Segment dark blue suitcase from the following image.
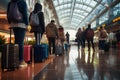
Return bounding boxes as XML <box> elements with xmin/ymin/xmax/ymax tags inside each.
<box><xmin>34</xmin><ymin>44</ymin><xmax>48</xmax><ymax>62</ymax></box>
<box><xmin>41</xmin><ymin>44</ymin><xmax>48</xmax><ymax>59</ymax></box>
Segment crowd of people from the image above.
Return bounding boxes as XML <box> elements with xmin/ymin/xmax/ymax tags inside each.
<box><xmin>75</xmin><ymin>24</ymin><xmax>120</xmax><ymax>53</ymax></box>
<box><xmin>7</xmin><ymin>0</ymin><xmax>120</xmax><ymax>69</ymax></box>
<box><xmin>7</xmin><ymin>1</ymin><xmax>71</xmax><ymax>68</ymax></box>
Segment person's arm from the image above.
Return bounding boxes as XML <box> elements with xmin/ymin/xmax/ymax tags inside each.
<box><xmin>19</xmin><ymin>1</ymin><xmax>28</xmax><ymax>26</ymax></box>
<box><xmin>7</xmin><ymin>2</ymin><xmax>11</xmax><ymax>24</ymax></box>
<box><xmin>39</xmin><ymin>12</ymin><xmax>45</xmax><ymax>34</ymax></box>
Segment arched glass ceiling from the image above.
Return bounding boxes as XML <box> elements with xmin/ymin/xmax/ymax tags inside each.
<box><xmin>52</xmin><ymin>0</ymin><xmax>109</xmax><ymax>30</ymax></box>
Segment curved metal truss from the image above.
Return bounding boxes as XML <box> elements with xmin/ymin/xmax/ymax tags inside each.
<box><xmin>52</xmin><ymin>0</ymin><xmax>109</xmax><ymax>30</ymax></box>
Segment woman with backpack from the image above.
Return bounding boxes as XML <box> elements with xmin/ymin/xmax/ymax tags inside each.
<box><xmin>29</xmin><ymin>3</ymin><xmax>45</xmax><ymax>45</ymax></box>
<box><xmin>7</xmin><ymin>0</ymin><xmax>28</xmax><ymax>68</ymax></box>
<box><xmin>98</xmin><ymin>26</ymin><xmax>108</xmax><ymax>53</ymax></box>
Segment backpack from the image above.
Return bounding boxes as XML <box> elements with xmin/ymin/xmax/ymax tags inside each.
<box><xmin>7</xmin><ymin>1</ymin><xmax>23</xmax><ymax>23</ymax></box>
<box><xmin>30</xmin><ymin>12</ymin><xmax>40</xmax><ymax>26</ymax></box>
<box><xmin>86</xmin><ymin>29</ymin><xmax>94</xmax><ymax>39</ymax></box>
<box><xmin>100</xmin><ymin>30</ymin><xmax>107</xmax><ymax>38</ymax></box>
<box><xmin>76</xmin><ymin>32</ymin><xmax>82</xmax><ymax>40</ymax></box>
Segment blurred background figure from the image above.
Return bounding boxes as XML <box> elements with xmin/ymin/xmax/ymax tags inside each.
<box><xmin>46</xmin><ymin>20</ymin><xmax>58</xmax><ymax>55</ymax></box>
<box><xmin>65</xmin><ymin>32</ymin><xmax>70</xmax><ymax>44</ymax></box>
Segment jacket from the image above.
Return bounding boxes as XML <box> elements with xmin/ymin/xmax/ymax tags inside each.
<box><xmin>46</xmin><ymin>22</ymin><xmax>58</xmax><ymax>38</ymax></box>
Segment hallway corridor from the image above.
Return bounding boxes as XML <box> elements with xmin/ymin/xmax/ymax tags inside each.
<box><xmin>34</xmin><ymin>44</ymin><xmax>120</xmax><ymax>80</ymax></box>
<box><xmin>1</xmin><ymin>44</ymin><xmax>120</xmax><ymax>80</ymax></box>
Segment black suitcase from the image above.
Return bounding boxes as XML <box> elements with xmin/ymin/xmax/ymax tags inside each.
<box><xmin>1</xmin><ymin>29</ymin><xmax>19</xmax><ymax>71</ymax></box>
<box><xmin>1</xmin><ymin>44</ymin><xmax>19</xmax><ymax>71</ymax></box>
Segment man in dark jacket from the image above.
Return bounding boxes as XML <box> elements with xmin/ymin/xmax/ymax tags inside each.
<box><xmin>7</xmin><ymin>0</ymin><xmax>28</xmax><ymax>67</ymax></box>
<box><xmin>85</xmin><ymin>24</ymin><xmax>95</xmax><ymax>51</ymax></box>
<box><xmin>29</xmin><ymin>3</ymin><xmax>45</xmax><ymax>45</ymax></box>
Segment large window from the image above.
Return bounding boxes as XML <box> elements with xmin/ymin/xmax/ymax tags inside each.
<box><xmin>113</xmin><ymin>2</ymin><xmax>120</xmax><ymax>16</ymax></box>
<box><xmin>99</xmin><ymin>12</ymin><xmax>108</xmax><ymax>24</ymax></box>
<box><xmin>91</xmin><ymin>20</ymin><xmax>96</xmax><ymax>28</ymax></box>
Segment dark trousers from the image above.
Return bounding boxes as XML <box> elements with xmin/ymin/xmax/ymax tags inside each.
<box><xmin>77</xmin><ymin>40</ymin><xmax>82</xmax><ymax>49</ymax></box>
<box><xmin>13</xmin><ymin>27</ymin><xmax>26</xmax><ymax>62</ymax></box>
<box><xmin>99</xmin><ymin>40</ymin><xmax>106</xmax><ymax>50</ymax></box>
<box><xmin>48</xmin><ymin>37</ymin><xmax>55</xmax><ymax>54</ymax></box>
<box><xmin>66</xmin><ymin>38</ymin><xmax>69</xmax><ymax>44</ymax></box>
<box><xmin>87</xmin><ymin>38</ymin><xmax>94</xmax><ymax>49</ymax></box>
<box><xmin>82</xmin><ymin>39</ymin><xmax>85</xmax><ymax>48</ymax></box>
<box><xmin>34</xmin><ymin>32</ymin><xmax>41</xmax><ymax>45</ymax></box>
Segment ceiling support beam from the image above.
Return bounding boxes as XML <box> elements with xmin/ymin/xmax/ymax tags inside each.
<box><xmin>70</xmin><ymin>0</ymin><xmax>76</xmax><ymax>27</ymax></box>
<box><xmin>90</xmin><ymin>0</ymin><xmax>120</xmax><ymax>25</ymax></box>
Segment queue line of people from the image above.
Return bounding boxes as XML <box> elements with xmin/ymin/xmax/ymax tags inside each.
<box><xmin>7</xmin><ymin>0</ymin><xmax>118</xmax><ymax>69</ymax></box>
<box><xmin>76</xmin><ymin>24</ymin><xmax>95</xmax><ymax>51</ymax></box>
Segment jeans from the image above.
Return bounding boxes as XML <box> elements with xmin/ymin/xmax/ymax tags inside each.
<box><xmin>34</xmin><ymin>32</ymin><xmax>41</xmax><ymax>45</ymax></box>
<box><xmin>13</xmin><ymin>27</ymin><xmax>26</xmax><ymax>62</ymax></box>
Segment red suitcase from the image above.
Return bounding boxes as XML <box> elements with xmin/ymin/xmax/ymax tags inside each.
<box><xmin>24</xmin><ymin>45</ymin><xmax>31</xmax><ymax>63</ymax></box>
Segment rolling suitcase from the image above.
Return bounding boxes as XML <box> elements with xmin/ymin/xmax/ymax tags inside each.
<box><xmin>55</xmin><ymin>45</ymin><xmax>63</xmax><ymax>56</ymax></box>
<box><xmin>24</xmin><ymin>45</ymin><xmax>31</xmax><ymax>63</ymax></box>
<box><xmin>1</xmin><ymin>29</ymin><xmax>19</xmax><ymax>71</ymax></box>
<box><xmin>55</xmin><ymin>39</ymin><xmax>63</xmax><ymax>56</ymax></box>
<box><xmin>34</xmin><ymin>44</ymin><xmax>47</xmax><ymax>63</ymax></box>
<box><xmin>41</xmin><ymin>44</ymin><xmax>49</xmax><ymax>59</ymax></box>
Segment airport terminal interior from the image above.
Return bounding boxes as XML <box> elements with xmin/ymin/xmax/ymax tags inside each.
<box><xmin>0</xmin><ymin>0</ymin><xmax>120</xmax><ymax>80</ymax></box>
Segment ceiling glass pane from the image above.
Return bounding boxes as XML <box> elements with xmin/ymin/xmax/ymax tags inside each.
<box><xmin>52</xmin><ymin>0</ymin><xmax>108</xmax><ymax>30</ymax></box>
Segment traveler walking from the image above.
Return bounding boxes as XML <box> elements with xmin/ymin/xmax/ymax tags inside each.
<box><xmin>85</xmin><ymin>24</ymin><xmax>95</xmax><ymax>51</ymax></box>
<box><xmin>98</xmin><ymin>26</ymin><xmax>108</xmax><ymax>53</ymax></box>
<box><xmin>29</xmin><ymin>3</ymin><xmax>45</xmax><ymax>45</ymax></box>
<box><xmin>65</xmin><ymin>32</ymin><xmax>70</xmax><ymax>44</ymax></box>
<box><xmin>7</xmin><ymin>0</ymin><xmax>28</xmax><ymax>67</ymax></box>
<box><xmin>81</xmin><ymin>27</ymin><xmax>86</xmax><ymax>51</ymax></box>
<box><xmin>58</xmin><ymin>25</ymin><xmax>65</xmax><ymax>44</ymax></box>
<box><xmin>46</xmin><ymin>20</ymin><xmax>58</xmax><ymax>55</ymax></box>
<box><xmin>76</xmin><ymin>28</ymin><xmax>82</xmax><ymax>50</ymax></box>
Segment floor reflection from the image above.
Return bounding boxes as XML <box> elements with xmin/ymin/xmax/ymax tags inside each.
<box><xmin>1</xmin><ymin>44</ymin><xmax>120</xmax><ymax>80</ymax></box>
<box><xmin>34</xmin><ymin>44</ymin><xmax>120</xmax><ymax>80</ymax></box>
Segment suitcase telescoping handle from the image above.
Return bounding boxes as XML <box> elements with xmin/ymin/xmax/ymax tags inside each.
<box><xmin>9</xmin><ymin>28</ymin><xmax>12</xmax><ymax>44</ymax></box>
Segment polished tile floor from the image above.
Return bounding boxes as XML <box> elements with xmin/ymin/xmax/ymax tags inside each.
<box><xmin>0</xmin><ymin>44</ymin><xmax>120</xmax><ymax>80</ymax></box>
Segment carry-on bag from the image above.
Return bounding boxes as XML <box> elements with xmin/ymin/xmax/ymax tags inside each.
<box><xmin>34</xmin><ymin>44</ymin><xmax>48</xmax><ymax>62</ymax></box>
<box><xmin>41</xmin><ymin>44</ymin><xmax>49</xmax><ymax>59</ymax></box>
<box><xmin>24</xmin><ymin>45</ymin><xmax>31</xmax><ymax>63</ymax></box>
<box><xmin>55</xmin><ymin>39</ymin><xmax>63</xmax><ymax>56</ymax></box>
<box><xmin>1</xmin><ymin>28</ymin><xmax>19</xmax><ymax>71</ymax></box>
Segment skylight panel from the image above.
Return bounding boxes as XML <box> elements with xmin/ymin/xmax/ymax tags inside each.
<box><xmin>90</xmin><ymin>0</ymin><xmax>97</xmax><ymax>6</ymax></box>
<box><xmin>53</xmin><ymin>0</ymin><xmax>58</xmax><ymax>6</ymax></box>
<box><xmin>59</xmin><ymin>0</ymin><xmax>64</xmax><ymax>4</ymax></box>
<box><xmin>76</xmin><ymin>4</ymin><xmax>83</xmax><ymax>8</ymax></box>
<box><xmin>86</xmin><ymin>7</ymin><xmax>92</xmax><ymax>12</ymax></box>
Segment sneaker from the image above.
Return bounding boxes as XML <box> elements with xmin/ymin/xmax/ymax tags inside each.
<box><xmin>19</xmin><ymin>61</ymin><xmax>28</xmax><ymax>68</ymax></box>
